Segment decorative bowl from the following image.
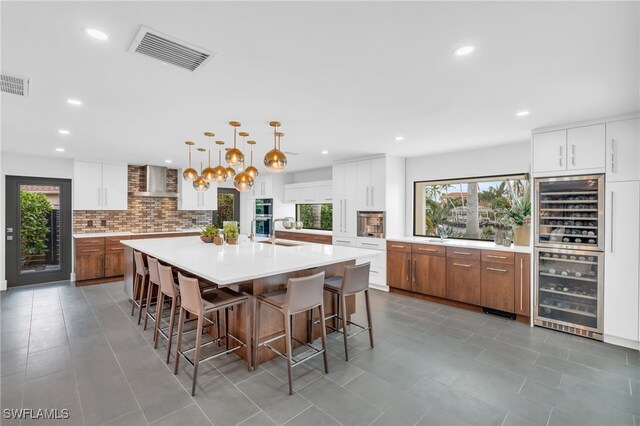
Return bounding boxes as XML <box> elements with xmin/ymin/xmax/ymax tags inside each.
<box><xmin>200</xmin><ymin>236</ymin><xmax>213</xmax><ymax>243</ymax></box>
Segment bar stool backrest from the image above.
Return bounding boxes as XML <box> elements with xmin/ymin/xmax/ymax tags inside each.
<box><xmin>134</xmin><ymin>251</ymin><xmax>146</xmax><ymax>275</ymax></box>
<box><xmin>147</xmin><ymin>256</ymin><xmax>161</xmax><ymax>285</ymax></box>
<box><xmin>284</xmin><ymin>271</ymin><xmax>325</xmax><ymax>315</ymax></box>
<box><xmin>157</xmin><ymin>263</ymin><xmax>178</xmax><ymax>299</ymax></box>
<box><xmin>177</xmin><ymin>273</ymin><xmax>204</xmax><ymax>316</ymax></box>
<box><xmin>342</xmin><ymin>262</ymin><xmax>371</xmax><ymax>295</ymax></box>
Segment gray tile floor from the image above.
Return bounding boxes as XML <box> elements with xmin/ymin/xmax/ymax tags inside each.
<box><xmin>1</xmin><ymin>281</ymin><xmax>639</xmax><ymax>426</ymax></box>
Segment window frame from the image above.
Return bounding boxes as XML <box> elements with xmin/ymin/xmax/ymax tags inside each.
<box><xmin>412</xmin><ymin>172</ymin><xmax>529</xmax><ymax>241</ymax></box>
<box><xmin>295</xmin><ymin>203</ymin><xmax>333</xmax><ymax>231</ymax></box>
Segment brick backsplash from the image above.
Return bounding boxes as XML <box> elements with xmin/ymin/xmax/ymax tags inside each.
<box><xmin>73</xmin><ymin>166</ymin><xmax>212</xmax><ymax>234</ymax></box>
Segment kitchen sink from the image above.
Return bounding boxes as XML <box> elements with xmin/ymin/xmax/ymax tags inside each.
<box><xmin>257</xmin><ymin>240</ymin><xmax>302</xmax><ymax>247</ymax></box>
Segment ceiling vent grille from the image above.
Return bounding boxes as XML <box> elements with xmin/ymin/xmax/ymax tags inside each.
<box><xmin>128</xmin><ymin>26</ymin><xmax>216</xmax><ymax>72</ymax></box>
<box><xmin>1</xmin><ymin>74</ymin><xmax>30</xmax><ymax>96</ymax></box>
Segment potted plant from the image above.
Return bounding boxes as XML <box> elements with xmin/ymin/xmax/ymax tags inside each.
<box><xmin>200</xmin><ymin>224</ymin><xmax>218</xmax><ymax>244</ymax></box>
<box><xmin>20</xmin><ymin>190</ymin><xmax>52</xmax><ymax>270</ymax></box>
<box><xmin>223</xmin><ymin>222</ymin><xmax>239</xmax><ymax>245</ymax></box>
<box><xmin>503</xmin><ymin>180</ymin><xmax>531</xmax><ymax>246</ymax></box>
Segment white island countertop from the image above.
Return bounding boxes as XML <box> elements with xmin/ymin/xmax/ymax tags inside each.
<box><xmin>122</xmin><ymin>235</ymin><xmax>380</xmax><ymax>285</ymax></box>
<box><xmin>387</xmin><ymin>236</ymin><xmax>532</xmax><ymax>254</ymax></box>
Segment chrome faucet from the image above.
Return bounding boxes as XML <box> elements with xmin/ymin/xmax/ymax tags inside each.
<box><xmin>271</xmin><ymin>217</ymin><xmax>294</xmax><ymax>244</ymax></box>
<box><xmin>249</xmin><ymin>216</ymin><xmax>269</xmax><ymax>242</ymax></box>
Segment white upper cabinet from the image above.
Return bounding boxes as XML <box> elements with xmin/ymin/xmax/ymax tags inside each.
<box><xmin>606</xmin><ymin>118</ymin><xmax>640</xmax><ymax>182</ymax></box>
<box><xmin>566</xmin><ymin>124</ymin><xmax>605</xmax><ymax>171</ymax></box>
<box><xmin>356</xmin><ymin>158</ymin><xmax>385</xmax><ymax>211</ymax></box>
<box><xmin>73</xmin><ymin>161</ymin><xmax>127</xmax><ymax>211</ymax></box>
<box><xmin>532</xmin><ymin>130</ymin><xmax>567</xmax><ymax>174</ymax></box>
<box><xmin>284</xmin><ymin>181</ymin><xmax>332</xmax><ymax>204</ymax></box>
<box><xmin>253</xmin><ymin>175</ymin><xmax>273</xmax><ymax>198</ymax></box>
<box><xmin>333</xmin><ymin>163</ymin><xmax>357</xmax><ymax>238</ymax></box>
<box><xmin>604</xmin><ymin>181</ymin><xmax>640</xmax><ymax>343</ymax></box>
<box><xmin>178</xmin><ymin>170</ymin><xmax>217</xmax><ymax>211</ymax></box>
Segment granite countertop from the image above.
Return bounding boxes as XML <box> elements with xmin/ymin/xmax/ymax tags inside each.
<box><xmin>122</xmin><ymin>235</ymin><xmax>379</xmax><ymax>285</ymax></box>
<box><xmin>386</xmin><ymin>236</ymin><xmax>532</xmax><ymax>253</ymax></box>
<box><xmin>73</xmin><ymin>229</ymin><xmax>202</xmax><ymax>238</ymax></box>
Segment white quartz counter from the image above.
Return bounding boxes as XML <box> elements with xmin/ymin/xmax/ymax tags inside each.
<box><xmin>276</xmin><ymin>228</ymin><xmax>332</xmax><ymax>236</ymax></box>
<box><xmin>122</xmin><ymin>235</ymin><xmax>380</xmax><ymax>285</ymax></box>
<box><xmin>387</xmin><ymin>236</ymin><xmax>532</xmax><ymax>254</ymax></box>
<box><xmin>73</xmin><ymin>229</ymin><xmax>202</xmax><ymax>238</ymax></box>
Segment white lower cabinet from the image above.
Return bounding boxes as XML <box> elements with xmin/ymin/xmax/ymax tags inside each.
<box><xmin>355</xmin><ymin>237</ymin><xmax>387</xmax><ymax>286</ymax></box>
<box><xmin>604</xmin><ymin>181</ymin><xmax>640</xmax><ymax>345</ymax></box>
<box><xmin>332</xmin><ymin>236</ymin><xmax>356</xmax><ymax>247</ymax></box>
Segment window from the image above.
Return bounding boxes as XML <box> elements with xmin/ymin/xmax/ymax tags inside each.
<box><xmin>213</xmin><ymin>188</ymin><xmax>239</xmax><ymax>229</ymax></box>
<box><xmin>413</xmin><ymin>174</ymin><xmax>528</xmax><ymax>241</ymax></box>
<box><xmin>296</xmin><ymin>204</ymin><xmax>332</xmax><ymax>231</ymax></box>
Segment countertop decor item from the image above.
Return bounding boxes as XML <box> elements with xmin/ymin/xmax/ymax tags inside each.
<box><xmin>503</xmin><ymin>179</ymin><xmax>531</xmax><ymax>246</ymax></box>
<box><xmin>182</xmin><ymin>141</ymin><xmax>198</xmax><ymax>182</ymax></box>
<box><xmin>264</xmin><ymin>121</ymin><xmax>287</xmax><ymax>172</ymax></box>
<box><xmin>225</xmin><ymin>121</ymin><xmax>244</xmax><ymax>166</ymax></box>
<box><xmin>200</xmin><ymin>224</ymin><xmax>218</xmax><ymax>243</ymax></box>
<box><xmin>223</xmin><ymin>222</ymin><xmax>239</xmax><ymax>245</ymax></box>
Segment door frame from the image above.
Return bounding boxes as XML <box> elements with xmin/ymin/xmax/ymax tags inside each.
<box><xmin>5</xmin><ymin>176</ymin><xmax>72</xmax><ymax>287</ymax></box>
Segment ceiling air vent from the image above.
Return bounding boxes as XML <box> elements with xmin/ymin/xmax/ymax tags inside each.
<box><xmin>128</xmin><ymin>26</ymin><xmax>216</xmax><ymax>72</ymax></box>
<box><xmin>1</xmin><ymin>74</ymin><xmax>30</xmax><ymax>96</ymax></box>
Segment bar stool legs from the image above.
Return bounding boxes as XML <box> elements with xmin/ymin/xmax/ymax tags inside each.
<box><xmin>365</xmin><ymin>289</ymin><xmax>374</xmax><ymax>349</ymax></box>
<box><xmin>283</xmin><ymin>313</ymin><xmax>294</xmax><ymax>395</ymax></box>
<box><xmin>340</xmin><ymin>294</ymin><xmax>349</xmax><ymax>361</ymax></box>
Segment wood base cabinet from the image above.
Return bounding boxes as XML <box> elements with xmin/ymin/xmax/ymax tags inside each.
<box><xmin>481</xmin><ymin>262</ymin><xmax>515</xmax><ymax>312</ymax></box>
<box><xmin>412</xmin><ymin>245</ymin><xmax>446</xmax><ymax>297</ymax></box>
<box><xmin>387</xmin><ymin>248</ymin><xmax>412</xmax><ymax>291</ymax></box>
<box><xmin>446</xmin><ymin>258</ymin><xmax>481</xmax><ymax>305</ymax></box>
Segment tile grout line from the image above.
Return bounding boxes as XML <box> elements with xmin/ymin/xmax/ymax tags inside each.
<box><xmin>517</xmin><ymin>376</ymin><xmax>527</xmax><ymax>394</ymax></box>
<box><xmin>368</xmin><ymin>411</ymin><xmax>385</xmax><ymax>426</ymax></box>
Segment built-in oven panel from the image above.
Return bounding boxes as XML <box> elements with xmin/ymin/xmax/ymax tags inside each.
<box><xmin>357</xmin><ymin>211</ymin><xmax>385</xmax><ymax>238</ymax></box>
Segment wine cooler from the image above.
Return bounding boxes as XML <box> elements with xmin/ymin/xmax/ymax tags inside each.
<box><xmin>534</xmin><ymin>175</ymin><xmax>604</xmax><ymax>340</ymax></box>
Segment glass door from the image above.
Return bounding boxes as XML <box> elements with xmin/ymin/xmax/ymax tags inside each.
<box><xmin>535</xmin><ymin>175</ymin><xmax>604</xmax><ymax>251</ymax></box>
<box><xmin>5</xmin><ymin>176</ymin><xmax>72</xmax><ymax>286</ymax></box>
<box><xmin>534</xmin><ymin>248</ymin><xmax>603</xmax><ymax>334</ymax></box>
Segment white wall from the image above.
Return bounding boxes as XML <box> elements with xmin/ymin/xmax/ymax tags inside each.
<box><xmin>1</xmin><ymin>152</ymin><xmax>75</xmax><ymax>289</ymax></box>
<box><xmin>289</xmin><ymin>167</ymin><xmax>332</xmax><ymax>184</ymax></box>
<box><xmin>404</xmin><ymin>141</ymin><xmax>531</xmax><ymax>235</ymax></box>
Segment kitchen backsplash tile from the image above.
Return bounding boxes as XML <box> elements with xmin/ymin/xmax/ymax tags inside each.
<box><xmin>73</xmin><ymin>166</ymin><xmax>212</xmax><ymax>234</ymax></box>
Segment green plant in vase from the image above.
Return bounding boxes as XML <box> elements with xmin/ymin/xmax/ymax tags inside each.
<box><xmin>223</xmin><ymin>222</ymin><xmax>239</xmax><ymax>245</ymax></box>
<box><xmin>200</xmin><ymin>224</ymin><xmax>218</xmax><ymax>243</ymax></box>
<box><xmin>502</xmin><ymin>179</ymin><xmax>531</xmax><ymax>246</ymax></box>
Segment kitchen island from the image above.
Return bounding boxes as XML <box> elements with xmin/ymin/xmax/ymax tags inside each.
<box><xmin>121</xmin><ymin>235</ymin><xmax>381</xmax><ymax>366</ymax></box>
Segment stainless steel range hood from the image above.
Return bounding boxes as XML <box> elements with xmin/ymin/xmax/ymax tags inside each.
<box><xmin>130</xmin><ymin>165</ymin><xmax>178</xmax><ymax>197</ymax></box>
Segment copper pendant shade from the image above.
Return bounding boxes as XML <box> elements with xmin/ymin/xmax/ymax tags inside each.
<box><xmin>193</xmin><ymin>148</ymin><xmax>210</xmax><ymax>192</ymax></box>
<box><xmin>182</xmin><ymin>141</ymin><xmax>199</xmax><ymax>182</ymax></box>
<box><xmin>245</xmin><ymin>140</ymin><xmax>259</xmax><ymax>178</ymax></box>
<box><xmin>212</xmin><ymin>140</ymin><xmax>228</xmax><ymax>182</ymax></box>
<box><xmin>225</xmin><ymin>121</ymin><xmax>245</xmax><ymax>166</ymax></box>
<box><xmin>264</xmin><ymin>121</ymin><xmax>287</xmax><ymax>173</ymax></box>
<box><xmin>233</xmin><ymin>131</ymin><xmax>254</xmax><ymax>192</ymax></box>
<box><xmin>201</xmin><ymin>132</ymin><xmax>217</xmax><ymax>182</ymax></box>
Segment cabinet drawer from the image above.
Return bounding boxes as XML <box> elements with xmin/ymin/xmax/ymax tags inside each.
<box><xmin>105</xmin><ymin>245</ymin><xmax>125</xmax><ymax>253</ymax></box>
<box><xmin>412</xmin><ymin>244</ymin><xmax>446</xmax><ymax>257</ymax></box>
<box><xmin>446</xmin><ymin>247</ymin><xmax>481</xmax><ymax>261</ymax></box>
<box><xmin>77</xmin><ymin>246</ymin><xmax>105</xmax><ymax>256</ymax></box>
<box><xmin>75</xmin><ymin>237</ymin><xmax>105</xmax><ymax>247</ymax></box>
<box><xmin>105</xmin><ymin>235</ymin><xmax>131</xmax><ymax>245</ymax></box>
<box><xmin>357</xmin><ymin>238</ymin><xmax>386</xmax><ymax>251</ymax></box>
<box><xmin>480</xmin><ymin>262</ymin><xmax>515</xmax><ymax>313</ymax></box>
<box><xmin>481</xmin><ymin>250</ymin><xmax>514</xmax><ymax>264</ymax></box>
<box><xmin>387</xmin><ymin>241</ymin><xmax>412</xmax><ymax>252</ymax></box>
<box><xmin>333</xmin><ymin>237</ymin><xmax>356</xmax><ymax>247</ymax></box>
<box><xmin>446</xmin><ymin>258</ymin><xmax>481</xmax><ymax>305</ymax></box>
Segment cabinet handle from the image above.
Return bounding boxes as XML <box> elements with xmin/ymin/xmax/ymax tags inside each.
<box><xmin>97</xmin><ymin>188</ymin><xmax>101</xmax><ymax>206</ymax></box>
<box><xmin>81</xmin><ymin>249</ymin><xmax>100</xmax><ymax>253</ymax></box>
<box><xmin>371</xmin><ymin>186</ymin><xmax>375</xmax><ymax>207</ymax></box>
<box><xmin>418</xmin><ymin>248</ymin><xmax>437</xmax><ymax>252</ymax></box>
<box><xmin>610</xmin><ymin>139</ymin><xmax>616</xmax><ymax>173</ymax></box>
<box><xmin>559</xmin><ymin>145</ymin><xmax>563</xmax><ymax>168</ymax></box>
<box><xmin>339</xmin><ymin>199</ymin><xmax>343</xmax><ymax>233</ymax></box>
<box><xmin>453</xmin><ymin>251</ymin><xmax>472</xmax><ymax>256</ymax></box>
<box><xmin>406</xmin><ymin>258</ymin><xmax>411</xmax><ymax>283</ymax></box>
<box><xmin>362</xmin><ymin>242</ymin><xmax>378</xmax><ymax>247</ymax></box>
<box><xmin>571</xmin><ymin>144</ymin><xmax>576</xmax><ymax>166</ymax></box>
<box><xmin>391</xmin><ymin>245</ymin><xmax>406</xmax><ymax>249</ymax></box>
<box><xmin>486</xmin><ymin>267</ymin><xmax>507</xmax><ymax>273</ymax></box>
<box><xmin>453</xmin><ymin>263</ymin><xmax>472</xmax><ymax>268</ymax></box>
<box><xmin>304</xmin><ymin>199</ymin><xmax>314</xmax><ymax>202</ymax></box>
<box><xmin>110</xmin><ymin>247</ymin><xmax>123</xmax><ymax>251</ymax></box>
<box><xmin>366</xmin><ymin>186</ymin><xmax>370</xmax><ymax>207</ymax></box>
<box><xmin>486</xmin><ymin>254</ymin><xmax>507</xmax><ymax>259</ymax></box>
<box><xmin>413</xmin><ymin>259</ymin><xmax>417</xmax><ymax>283</ymax></box>
<box><xmin>104</xmin><ymin>188</ymin><xmax>108</xmax><ymax>207</ymax></box>
<box><xmin>519</xmin><ymin>257</ymin><xmax>524</xmax><ymax>312</ymax></box>
<box><xmin>335</xmin><ymin>240</ymin><xmax>350</xmax><ymax>244</ymax></box>
<box><xmin>371</xmin><ymin>270</ymin><xmax>379</xmax><ymax>274</ymax></box>
<box><xmin>610</xmin><ymin>191</ymin><xmax>614</xmax><ymax>253</ymax></box>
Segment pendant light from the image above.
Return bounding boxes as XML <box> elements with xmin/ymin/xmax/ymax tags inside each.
<box><xmin>225</xmin><ymin>148</ymin><xmax>236</xmax><ymax>179</ymax></box>
<box><xmin>202</xmin><ymin>132</ymin><xmax>216</xmax><ymax>182</ymax></box>
<box><xmin>264</xmin><ymin>121</ymin><xmax>287</xmax><ymax>172</ymax></box>
<box><xmin>182</xmin><ymin>141</ymin><xmax>198</xmax><ymax>181</ymax></box>
<box><xmin>193</xmin><ymin>148</ymin><xmax>210</xmax><ymax>192</ymax></box>
<box><xmin>212</xmin><ymin>141</ymin><xmax>228</xmax><ymax>182</ymax></box>
<box><xmin>234</xmin><ymin>131</ymin><xmax>254</xmax><ymax>192</ymax></box>
<box><xmin>245</xmin><ymin>140</ymin><xmax>259</xmax><ymax>178</ymax></box>
<box><xmin>225</xmin><ymin>121</ymin><xmax>244</xmax><ymax>166</ymax></box>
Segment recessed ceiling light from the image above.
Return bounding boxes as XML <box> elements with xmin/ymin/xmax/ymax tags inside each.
<box><xmin>395</xmin><ymin>136</ymin><xmax>404</xmax><ymax>142</ymax></box>
<box><xmin>321</xmin><ymin>150</ymin><xmax>329</xmax><ymax>155</ymax></box>
<box><xmin>83</xmin><ymin>27</ymin><xmax>108</xmax><ymax>40</ymax></box>
<box><xmin>67</xmin><ymin>99</ymin><xmax>82</xmax><ymax>106</ymax></box>
<box><xmin>55</xmin><ymin>148</ymin><xmax>65</xmax><ymax>152</ymax></box>
<box><xmin>165</xmin><ymin>160</ymin><xmax>172</xmax><ymax>163</ymax></box>
<box><xmin>516</xmin><ymin>110</ymin><xmax>530</xmax><ymax>117</ymax></box>
<box><xmin>454</xmin><ymin>45</ymin><xmax>475</xmax><ymax>56</ymax></box>
<box><xmin>58</xmin><ymin>129</ymin><xmax>70</xmax><ymax>135</ymax></box>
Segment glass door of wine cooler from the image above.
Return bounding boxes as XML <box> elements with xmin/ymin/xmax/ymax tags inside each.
<box><xmin>535</xmin><ymin>175</ymin><xmax>604</xmax><ymax>251</ymax></box>
<box><xmin>534</xmin><ymin>248</ymin><xmax>603</xmax><ymax>338</ymax></box>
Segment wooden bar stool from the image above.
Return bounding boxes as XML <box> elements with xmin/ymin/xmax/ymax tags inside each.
<box><xmin>132</xmin><ymin>251</ymin><xmax>149</xmax><ymax>323</ymax></box>
<box><xmin>323</xmin><ymin>262</ymin><xmax>374</xmax><ymax>361</ymax></box>
<box><xmin>143</xmin><ymin>257</ymin><xmax>162</xmax><ymax>331</ymax></box>
<box><xmin>254</xmin><ymin>272</ymin><xmax>329</xmax><ymax>395</ymax></box>
<box><xmin>173</xmin><ymin>273</ymin><xmax>251</xmax><ymax>396</ymax></box>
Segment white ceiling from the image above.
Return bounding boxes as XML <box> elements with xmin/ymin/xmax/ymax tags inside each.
<box><xmin>2</xmin><ymin>1</ymin><xmax>638</xmax><ymax>172</ymax></box>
